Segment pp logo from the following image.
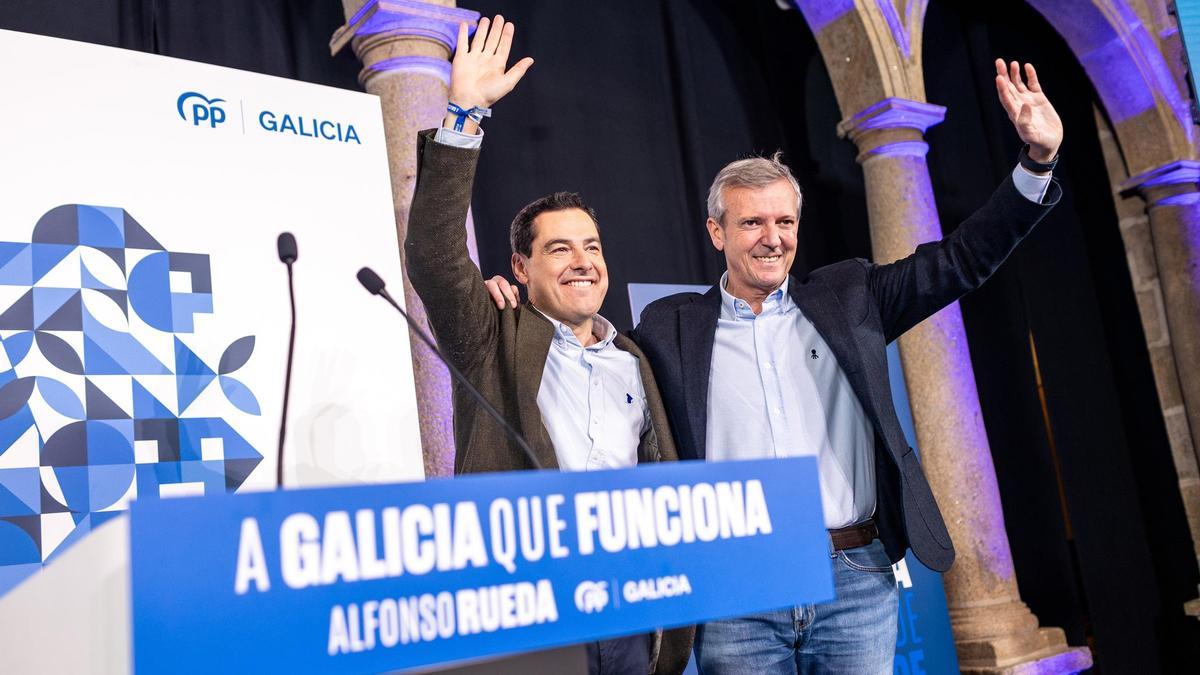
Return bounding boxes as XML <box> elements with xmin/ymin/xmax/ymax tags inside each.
<box><xmin>177</xmin><ymin>91</ymin><xmax>227</xmax><ymax>128</ymax></box>
<box><xmin>574</xmin><ymin>580</ymin><xmax>610</xmax><ymax>614</ymax></box>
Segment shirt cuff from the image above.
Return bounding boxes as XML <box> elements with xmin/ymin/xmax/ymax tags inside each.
<box><xmin>434</xmin><ymin>126</ymin><xmax>483</xmax><ymax>149</ymax></box>
<box><xmin>1012</xmin><ymin>164</ymin><xmax>1052</xmax><ymax>203</ymax></box>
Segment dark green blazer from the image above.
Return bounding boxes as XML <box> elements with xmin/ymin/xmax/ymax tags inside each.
<box><xmin>403</xmin><ymin>129</ymin><xmax>691</xmax><ymax>674</ymax></box>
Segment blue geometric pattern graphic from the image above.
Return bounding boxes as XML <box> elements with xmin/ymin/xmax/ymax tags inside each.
<box><xmin>0</xmin><ymin>205</ymin><xmax>262</xmax><ymax>596</ymax></box>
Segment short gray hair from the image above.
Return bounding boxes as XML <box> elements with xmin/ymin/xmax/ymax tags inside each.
<box><xmin>706</xmin><ymin>151</ymin><xmax>802</xmax><ymax>225</ymax></box>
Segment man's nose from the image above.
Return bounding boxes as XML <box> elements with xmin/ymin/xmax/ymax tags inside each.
<box><xmin>569</xmin><ymin>248</ymin><xmax>592</xmax><ymax>270</ymax></box>
<box><xmin>762</xmin><ymin>222</ymin><xmax>783</xmax><ymax>248</ymax></box>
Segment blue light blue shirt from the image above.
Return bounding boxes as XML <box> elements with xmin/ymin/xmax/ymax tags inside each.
<box><xmin>1012</xmin><ymin>164</ymin><xmax>1052</xmax><ymax>203</ymax></box>
<box><xmin>535</xmin><ymin>311</ymin><xmax>650</xmax><ymax>471</ymax></box>
<box><xmin>435</xmin><ymin>126</ymin><xmax>483</xmax><ymax>148</ymax></box>
<box><xmin>705</xmin><ymin>274</ymin><xmax>876</xmax><ymax>529</ymax></box>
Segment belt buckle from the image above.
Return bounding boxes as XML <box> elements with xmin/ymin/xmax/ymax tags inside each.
<box><xmin>830</xmin><ymin>519</ymin><xmax>874</xmax><ymax>552</ymax></box>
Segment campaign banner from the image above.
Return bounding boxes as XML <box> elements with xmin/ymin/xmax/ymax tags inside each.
<box><xmin>0</xmin><ymin>29</ymin><xmax>423</xmax><ymax>596</ymax></box>
<box><xmin>129</xmin><ymin>458</ymin><xmax>832</xmax><ymax>673</ymax></box>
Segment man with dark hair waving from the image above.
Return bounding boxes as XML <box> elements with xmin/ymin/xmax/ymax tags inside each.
<box><xmin>403</xmin><ymin>15</ymin><xmax>691</xmax><ymax>675</ymax></box>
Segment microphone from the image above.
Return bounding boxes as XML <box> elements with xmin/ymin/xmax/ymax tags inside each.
<box><xmin>276</xmin><ymin>233</ymin><xmax>299</xmax><ymax>488</ymax></box>
<box><xmin>356</xmin><ymin>267</ymin><xmax>543</xmax><ymax>470</ymax></box>
<box><xmin>277</xmin><ymin>232</ymin><xmax>297</xmax><ymax>264</ymax></box>
<box><xmin>356</xmin><ymin>266</ymin><xmax>386</xmax><ymax>295</ymax></box>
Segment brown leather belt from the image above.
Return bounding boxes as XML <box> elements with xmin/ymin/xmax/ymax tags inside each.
<box><xmin>829</xmin><ymin>519</ymin><xmax>878</xmax><ymax>551</ymax></box>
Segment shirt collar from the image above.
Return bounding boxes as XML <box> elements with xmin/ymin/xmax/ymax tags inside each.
<box><xmin>718</xmin><ymin>272</ymin><xmax>792</xmax><ymax>320</ymax></box>
<box><xmin>536</xmin><ymin>306</ymin><xmax>617</xmax><ymax>349</ymax></box>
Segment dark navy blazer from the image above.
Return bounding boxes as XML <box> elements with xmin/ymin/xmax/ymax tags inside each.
<box><xmin>630</xmin><ymin>175</ymin><xmax>1061</xmax><ymax>572</ymax></box>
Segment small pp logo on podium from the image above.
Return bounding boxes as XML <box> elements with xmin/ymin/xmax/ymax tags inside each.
<box><xmin>574</xmin><ymin>580</ymin><xmax>610</xmax><ymax>613</ymax></box>
<box><xmin>177</xmin><ymin>91</ymin><xmax>227</xmax><ymax>128</ymax></box>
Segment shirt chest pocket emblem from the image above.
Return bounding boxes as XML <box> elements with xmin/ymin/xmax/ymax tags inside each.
<box><xmin>626</xmin><ymin>393</ymin><xmax>633</xmax><ymax>404</ymax></box>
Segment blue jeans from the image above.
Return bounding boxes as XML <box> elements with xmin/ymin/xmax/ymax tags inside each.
<box><xmin>694</xmin><ymin>539</ymin><xmax>898</xmax><ymax>674</ymax></box>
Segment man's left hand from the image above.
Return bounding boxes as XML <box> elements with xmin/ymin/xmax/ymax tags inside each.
<box><xmin>443</xmin><ymin>15</ymin><xmax>534</xmax><ymax>134</ymax></box>
<box><xmin>994</xmin><ymin>59</ymin><xmax>1062</xmax><ymax>164</ymax></box>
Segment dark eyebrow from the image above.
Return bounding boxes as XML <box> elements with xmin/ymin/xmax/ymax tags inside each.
<box><xmin>542</xmin><ymin>237</ymin><xmax>601</xmax><ymax>250</ymax></box>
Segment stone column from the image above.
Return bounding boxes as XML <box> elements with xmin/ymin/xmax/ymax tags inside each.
<box><xmin>334</xmin><ymin>0</ymin><xmax>481</xmax><ymax>478</ymax></box>
<box><xmin>1094</xmin><ymin>106</ymin><xmax>1200</xmax><ymax>616</ymax></box>
<box><xmin>838</xmin><ymin>97</ymin><xmax>1092</xmax><ymax>673</ymax></box>
<box><xmin>1124</xmin><ymin>162</ymin><xmax>1200</xmax><ymax>617</ymax></box>
<box><xmin>1126</xmin><ymin>162</ymin><xmax>1200</xmax><ymax>459</ymax></box>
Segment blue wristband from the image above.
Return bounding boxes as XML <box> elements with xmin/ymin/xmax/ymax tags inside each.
<box><xmin>447</xmin><ymin>102</ymin><xmax>492</xmax><ymax>132</ymax></box>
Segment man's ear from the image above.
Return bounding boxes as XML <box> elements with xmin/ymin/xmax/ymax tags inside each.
<box><xmin>512</xmin><ymin>253</ymin><xmax>530</xmax><ymax>284</ymax></box>
<box><xmin>706</xmin><ymin>218</ymin><xmax>725</xmax><ymax>252</ymax></box>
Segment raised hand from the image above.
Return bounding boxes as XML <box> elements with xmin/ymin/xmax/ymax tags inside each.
<box><xmin>445</xmin><ymin>15</ymin><xmax>534</xmax><ymax>132</ymax></box>
<box><xmin>994</xmin><ymin>59</ymin><xmax>1062</xmax><ymax>164</ymax></box>
<box><xmin>484</xmin><ymin>275</ymin><xmax>520</xmax><ymax>309</ymax></box>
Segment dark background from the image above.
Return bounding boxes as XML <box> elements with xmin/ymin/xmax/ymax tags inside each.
<box><xmin>3</xmin><ymin>0</ymin><xmax>1197</xmax><ymax>670</ymax></box>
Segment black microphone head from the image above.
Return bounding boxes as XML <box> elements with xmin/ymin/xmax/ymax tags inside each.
<box><xmin>277</xmin><ymin>232</ymin><xmax>298</xmax><ymax>264</ymax></box>
<box><xmin>357</xmin><ymin>267</ymin><xmax>386</xmax><ymax>295</ymax></box>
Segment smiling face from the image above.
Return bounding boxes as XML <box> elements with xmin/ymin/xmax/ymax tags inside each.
<box><xmin>512</xmin><ymin>208</ymin><xmax>608</xmax><ymax>328</ymax></box>
<box><xmin>707</xmin><ymin>178</ymin><xmax>799</xmax><ymax>304</ymax></box>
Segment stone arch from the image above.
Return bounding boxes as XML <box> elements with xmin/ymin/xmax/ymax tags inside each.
<box><xmin>1027</xmin><ymin>0</ymin><xmax>1200</xmax><ymax>623</ymax></box>
<box><xmin>1025</xmin><ymin>0</ymin><xmax>1194</xmax><ymax>175</ymax></box>
<box><xmin>791</xmin><ymin>1</ymin><xmax>930</xmax><ymax>118</ymax></box>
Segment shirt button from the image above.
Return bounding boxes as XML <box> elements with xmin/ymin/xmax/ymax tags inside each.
<box><xmin>763</xmin><ymin>362</ymin><xmax>772</xmax><ymax>369</ymax></box>
<box><xmin>773</xmin><ymin>407</ymin><xmax>782</xmax><ymax>415</ymax></box>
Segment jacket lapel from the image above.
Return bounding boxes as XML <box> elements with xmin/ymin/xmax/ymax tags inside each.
<box><xmin>514</xmin><ymin>306</ymin><xmax>559</xmax><ymax>470</ymax></box>
<box><xmin>787</xmin><ymin>276</ymin><xmax>876</xmax><ymax>415</ymax></box>
<box><xmin>679</xmin><ymin>287</ymin><xmax>721</xmax><ymax>459</ymax></box>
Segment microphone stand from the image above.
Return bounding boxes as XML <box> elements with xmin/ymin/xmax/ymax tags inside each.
<box><xmin>356</xmin><ymin>267</ymin><xmax>543</xmax><ymax>471</ymax></box>
<box><xmin>277</xmin><ymin>233</ymin><xmax>298</xmax><ymax>488</ymax></box>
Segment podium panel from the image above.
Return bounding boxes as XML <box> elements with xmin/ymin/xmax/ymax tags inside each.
<box><xmin>129</xmin><ymin>459</ymin><xmax>831</xmax><ymax>673</ymax></box>
<box><xmin>0</xmin><ymin>516</ymin><xmax>130</xmax><ymax>674</ymax></box>
<box><xmin>0</xmin><ymin>515</ymin><xmax>588</xmax><ymax>674</ymax></box>
<box><xmin>1</xmin><ymin>458</ymin><xmax>832</xmax><ymax>673</ymax></box>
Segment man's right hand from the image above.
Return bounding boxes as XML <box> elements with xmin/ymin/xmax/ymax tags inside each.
<box><xmin>484</xmin><ymin>275</ymin><xmax>520</xmax><ymax>309</ymax></box>
<box><xmin>445</xmin><ymin>15</ymin><xmax>534</xmax><ymax>134</ymax></box>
